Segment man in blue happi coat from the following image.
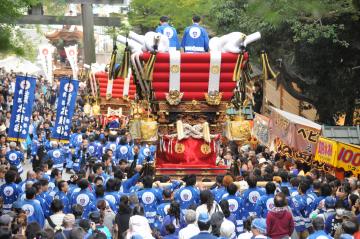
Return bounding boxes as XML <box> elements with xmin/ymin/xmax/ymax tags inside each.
<box><xmin>156</xmin><ymin>16</ymin><xmax>180</xmax><ymax>50</ymax></box>
<box><xmin>21</xmin><ymin>187</ymin><xmax>45</xmax><ymax>228</ymax></box>
<box><xmin>181</xmin><ymin>15</ymin><xmax>209</xmax><ymax>53</ymax></box>
<box><xmin>0</xmin><ymin>170</ymin><xmax>21</xmax><ymax>211</ymax></box>
<box><xmin>6</xmin><ymin>142</ymin><xmax>24</xmax><ymax>174</ymax></box>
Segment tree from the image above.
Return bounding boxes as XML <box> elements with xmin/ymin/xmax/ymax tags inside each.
<box><xmin>210</xmin><ymin>0</ymin><xmax>360</xmax><ymax>125</ymax></box>
<box><xmin>0</xmin><ymin>0</ymin><xmax>41</xmax><ymax>55</ymax></box>
<box><xmin>128</xmin><ymin>0</ymin><xmax>212</xmax><ymax>34</ymax></box>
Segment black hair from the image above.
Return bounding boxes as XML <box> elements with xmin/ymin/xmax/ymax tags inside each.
<box><xmin>200</xmin><ymin>190</ymin><xmax>214</xmax><ymax>213</ymax></box>
<box><xmin>142</xmin><ymin>176</ymin><xmax>153</xmax><ymax>188</ymax></box>
<box><xmin>95</xmin><ymin>185</ymin><xmax>105</xmax><ymax>197</ymax></box>
<box><xmin>165</xmin><ymin>223</ymin><xmax>175</xmax><ymax>234</ymax></box>
<box><xmin>25</xmin><ymin>222</ymin><xmax>41</xmax><ymax>239</ymax></box>
<box><xmin>313</xmin><ymin>180</ymin><xmax>322</xmax><ymax>190</ymax></box>
<box><xmin>168</xmin><ymin>201</ymin><xmax>181</xmax><ymax>225</ymax></box>
<box><xmin>105</xmin><ymin>178</ymin><xmax>116</xmax><ymax>192</ymax></box>
<box><xmin>163</xmin><ymin>189</ymin><xmax>172</xmax><ymax>199</ymax></box>
<box><xmin>227</xmin><ymin>183</ymin><xmax>238</xmax><ymax>196</ymax></box>
<box><xmin>216</xmin><ymin>175</ymin><xmax>224</xmax><ymax>185</ymax></box>
<box><xmin>26</xmin><ymin>187</ymin><xmax>37</xmax><ymax>199</ymax></box>
<box><xmin>50</xmin><ymin>168</ymin><xmax>60</xmax><ymax>178</ymax></box>
<box><xmin>246</xmin><ymin>174</ymin><xmax>258</xmax><ymax>188</ymax></box>
<box><xmin>94</xmin><ymin>176</ymin><xmax>104</xmax><ymax>185</ymax></box>
<box><xmin>72</xmin><ymin>204</ymin><xmax>84</xmax><ymax>218</ymax></box>
<box><xmin>278</xmin><ymin>170</ymin><xmax>289</xmax><ymax>183</ymax></box>
<box><xmin>50</xmin><ymin>199</ymin><xmax>64</xmax><ymax>213</ymax></box>
<box><xmin>118</xmin><ymin>196</ymin><xmax>132</xmax><ymax>214</ymax></box>
<box><xmin>4</xmin><ymin>170</ymin><xmax>16</xmax><ymax>184</ymax></box>
<box><xmin>349</xmin><ymin>194</ymin><xmax>359</xmax><ymax>206</ymax></box>
<box><xmin>281</xmin><ymin>186</ymin><xmax>290</xmax><ymax>196</ymax></box>
<box><xmin>219</xmin><ymin>199</ymin><xmax>231</xmax><ymax>218</ymax></box>
<box><xmin>192</xmin><ymin>15</ymin><xmax>201</xmax><ymax>23</ymax></box>
<box><xmin>321</xmin><ymin>184</ymin><xmax>332</xmax><ymax>197</ymax></box>
<box><xmin>78</xmin><ymin>179</ymin><xmax>89</xmax><ymax>190</ymax></box>
<box><xmin>298</xmin><ymin>182</ymin><xmax>308</xmax><ymax>194</ymax></box>
<box><xmin>38</xmin><ymin>178</ymin><xmax>49</xmax><ymax>186</ymax></box>
<box><xmin>185</xmin><ymin>175</ymin><xmax>196</xmax><ymax>187</ymax></box>
<box><xmin>290</xmin><ymin>177</ymin><xmax>299</xmax><ymax>187</ymax></box>
<box><xmin>265</xmin><ymin>182</ymin><xmax>276</xmax><ymax>195</ymax></box>
<box><xmin>88</xmin><ymin>231</ymin><xmax>107</xmax><ymax>239</ymax></box>
<box><xmin>58</xmin><ymin>180</ymin><xmax>67</xmax><ymax>192</ymax></box>
<box><xmin>335</xmin><ymin>199</ymin><xmax>345</xmax><ymax>209</ymax></box>
<box><xmin>274</xmin><ymin>192</ymin><xmax>287</xmax><ymax>207</ymax></box>
<box><xmin>132</xmin><ymin>205</ymin><xmax>144</xmax><ymax>216</ymax></box>
<box><xmin>45</xmin><ymin>159</ymin><xmax>53</xmax><ymax>169</ymax></box>
<box><xmin>198</xmin><ymin>221</ymin><xmax>210</xmax><ymax>231</ymax></box>
<box><xmin>93</xmin><ymin>163</ymin><xmax>103</xmax><ymax>174</ymax></box>
<box><xmin>342</xmin><ymin>220</ymin><xmax>358</xmax><ymax>235</ymax></box>
<box><xmin>160</xmin><ymin>16</ymin><xmax>169</xmax><ymax>23</ymax></box>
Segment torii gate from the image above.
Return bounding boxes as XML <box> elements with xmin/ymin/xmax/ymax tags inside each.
<box><xmin>3</xmin><ymin>0</ymin><xmax>125</xmax><ymax>65</ymax></box>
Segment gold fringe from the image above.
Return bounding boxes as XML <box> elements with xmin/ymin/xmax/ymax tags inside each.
<box><xmin>50</xmin><ymin>139</ymin><xmax>69</xmax><ymax>143</ymax></box>
<box><xmin>261</xmin><ymin>51</ymin><xmax>278</xmax><ymax>81</ymax></box>
<box><xmin>7</xmin><ymin>137</ymin><xmax>25</xmax><ymax>142</ymax></box>
<box><xmin>143</xmin><ymin>53</ymin><xmax>157</xmax><ymax>81</ymax></box>
<box><xmin>233</xmin><ymin>53</ymin><xmax>244</xmax><ymax>81</ymax></box>
<box><xmin>116</xmin><ymin>48</ymin><xmax>130</xmax><ymax>79</ymax></box>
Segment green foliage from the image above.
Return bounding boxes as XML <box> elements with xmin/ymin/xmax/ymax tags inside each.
<box><xmin>0</xmin><ymin>0</ymin><xmax>40</xmax><ymax>22</ymax></box>
<box><xmin>128</xmin><ymin>0</ymin><xmax>212</xmax><ymax>34</ymax></box>
<box><xmin>42</xmin><ymin>0</ymin><xmax>67</xmax><ymax>16</ymax></box>
<box><xmin>0</xmin><ymin>0</ymin><xmax>41</xmax><ymax>57</ymax></box>
<box><xmin>210</xmin><ymin>0</ymin><xmax>360</xmax><ymax>125</ymax></box>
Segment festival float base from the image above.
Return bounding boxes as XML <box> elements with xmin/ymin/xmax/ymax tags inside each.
<box><xmin>99</xmin><ymin>48</ymin><xmax>254</xmax><ymax>178</ymax></box>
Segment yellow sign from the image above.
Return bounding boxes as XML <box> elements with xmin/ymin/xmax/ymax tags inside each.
<box><xmin>336</xmin><ymin>142</ymin><xmax>360</xmax><ymax>174</ymax></box>
<box><xmin>314</xmin><ymin>137</ymin><xmax>360</xmax><ymax>175</ymax></box>
<box><xmin>315</xmin><ymin>137</ymin><xmax>336</xmax><ymax>166</ymax></box>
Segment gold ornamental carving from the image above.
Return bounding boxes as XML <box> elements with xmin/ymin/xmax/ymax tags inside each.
<box><xmin>174</xmin><ymin>143</ymin><xmax>185</xmax><ymax>154</ymax></box>
<box><xmin>170</xmin><ymin>65</ymin><xmax>180</xmax><ymax>73</ymax></box>
<box><xmin>166</xmin><ymin>90</ymin><xmax>183</xmax><ymax>105</ymax></box>
<box><xmin>205</xmin><ymin>91</ymin><xmax>222</xmax><ymax>105</ymax></box>
<box><xmin>92</xmin><ymin>104</ymin><xmax>100</xmax><ymax>115</ymax></box>
<box><xmin>201</xmin><ymin>143</ymin><xmax>212</xmax><ymax>155</ymax></box>
<box><xmin>211</xmin><ymin>65</ymin><xmax>220</xmax><ymax>74</ymax></box>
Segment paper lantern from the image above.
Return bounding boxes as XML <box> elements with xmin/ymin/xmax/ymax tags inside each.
<box><xmin>224</xmin><ymin>115</ymin><xmax>251</xmax><ymax>142</ymax></box>
<box><xmin>140</xmin><ymin>118</ymin><xmax>158</xmax><ymax>142</ymax></box>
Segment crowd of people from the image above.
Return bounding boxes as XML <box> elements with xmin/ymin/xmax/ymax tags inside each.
<box><xmin>1</xmin><ymin>64</ymin><xmax>360</xmax><ymax>239</ymax></box>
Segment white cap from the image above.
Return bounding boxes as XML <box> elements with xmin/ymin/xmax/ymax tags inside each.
<box><xmin>258</xmin><ymin>158</ymin><xmax>267</xmax><ymax>164</ymax></box>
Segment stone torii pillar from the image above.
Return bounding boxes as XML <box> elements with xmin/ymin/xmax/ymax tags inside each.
<box><xmin>81</xmin><ymin>3</ymin><xmax>96</xmax><ymax>65</ymax></box>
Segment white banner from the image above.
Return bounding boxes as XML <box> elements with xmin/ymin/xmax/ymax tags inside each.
<box><xmin>38</xmin><ymin>44</ymin><xmax>55</xmax><ymax>84</ymax></box>
<box><xmin>64</xmin><ymin>44</ymin><xmax>78</xmax><ymax>79</ymax></box>
<box><xmin>208</xmin><ymin>51</ymin><xmax>222</xmax><ymax>92</ymax></box>
<box><xmin>169</xmin><ymin>51</ymin><xmax>181</xmax><ymax>91</ymax></box>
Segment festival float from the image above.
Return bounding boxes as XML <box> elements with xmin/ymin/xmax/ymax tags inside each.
<box><xmin>92</xmin><ymin>29</ymin><xmax>278</xmax><ymax>178</ymax></box>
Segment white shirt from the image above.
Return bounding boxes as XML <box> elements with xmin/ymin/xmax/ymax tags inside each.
<box><xmin>179</xmin><ymin>223</ymin><xmax>200</xmax><ymax>239</ymax></box>
<box><xmin>238</xmin><ymin>231</ymin><xmax>253</xmax><ymax>239</ymax></box>
<box><xmin>195</xmin><ymin>201</ymin><xmax>222</xmax><ymax>219</ymax></box>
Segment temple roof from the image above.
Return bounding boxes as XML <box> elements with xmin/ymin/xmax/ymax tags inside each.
<box><xmin>45</xmin><ymin>29</ymin><xmax>83</xmax><ymax>42</ymax></box>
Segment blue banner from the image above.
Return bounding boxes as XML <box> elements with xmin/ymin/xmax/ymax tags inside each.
<box><xmin>51</xmin><ymin>77</ymin><xmax>79</xmax><ymax>143</ymax></box>
<box><xmin>8</xmin><ymin>75</ymin><xmax>37</xmax><ymax>142</ymax></box>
